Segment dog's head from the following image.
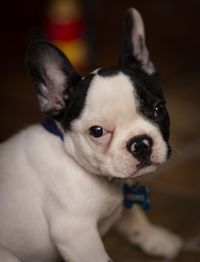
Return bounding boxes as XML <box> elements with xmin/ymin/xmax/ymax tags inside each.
<box><xmin>26</xmin><ymin>8</ymin><xmax>170</xmax><ymax>179</ymax></box>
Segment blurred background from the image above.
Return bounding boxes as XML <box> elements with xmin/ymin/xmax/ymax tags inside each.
<box><xmin>0</xmin><ymin>0</ymin><xmax>200</xmax><ymax>261</ymax></box>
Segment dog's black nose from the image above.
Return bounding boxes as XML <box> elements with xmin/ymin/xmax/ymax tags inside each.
<box><xmin>127</xmin><ymin>135</ymin><xmax>153</xmax><ymax>163</ymax></box>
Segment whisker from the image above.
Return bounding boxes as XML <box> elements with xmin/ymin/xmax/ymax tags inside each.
<box><xmin>171</xmin><ymin>146</ymin><xmax>184</xmax><ymax>159</ymax></box>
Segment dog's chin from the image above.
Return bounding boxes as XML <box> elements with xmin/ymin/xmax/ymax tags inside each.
<box><xmin>107</xmin><ymin>163</ymin><xmax>159</xmax><ymax>183</ymax></box>
<box><xmin>133</xmin><ymin>164</ymin><xmax>158</xmax><ymax>178</ymax></box>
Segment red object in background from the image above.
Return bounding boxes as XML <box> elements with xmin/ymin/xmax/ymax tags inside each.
<box><xmin>43</xmin><ymin>0</ymin><xmax>88</xmax><ymax>71</ymax></box>
<box><xmin>45</xmin><ymin>18</ymin><xmax>85</xmax><ymax>42</ymax></box>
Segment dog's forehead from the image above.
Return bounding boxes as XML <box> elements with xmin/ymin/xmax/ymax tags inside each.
<box><xmin>81</xmin><ymin>71</ymin><xmax>138</xmax><ymax>123</ymax></box>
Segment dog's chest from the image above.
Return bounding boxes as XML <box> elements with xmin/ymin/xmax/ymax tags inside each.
<box><xmin>65</xmin><ymin>170</ymin><xmax>124</xmax><ymax>220</ymax></box>
<box><xmin>94</xmin><ymin>179</ymin><xmax>123</xmax><ymax>219</ymax></box>
<box><xmin>42</xmin><ymin>147</ymin><xmax>123</xmax><ymax>226</ymax></box>
<box><xmin>81</xmin><ymin>178</ymin><xmax>123</xmax><ymax>234</ymax></box>
<box><xmin>94</xmin><ymin>181</ymin><xmax>123</xmax><ymax>235</ymax></box>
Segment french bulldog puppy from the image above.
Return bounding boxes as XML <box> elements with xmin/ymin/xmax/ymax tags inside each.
<box><xmin>0</xmin><ymin>8</ymin><xmax>182</xmax><ymax>262</ymax></box>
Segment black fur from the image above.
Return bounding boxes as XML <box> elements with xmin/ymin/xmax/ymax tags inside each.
<box><xmin>123</xmin><ymin>66</ymin><xmax>171</xmax><ymax>156</ymax></box>
<box><xmin>26</xmin><ymin>9</ymin><xmax>171</xmax><ymax>157</ymax></box>
<box><xmin>26</xmin><ymin>41</ymin><xmax>81</xmax><ymax>88</ymax></box>
<box><xmin>119</xmin><ymin>9</ymin><xmax>139</xmax><ymax>68</ymax></box>
<box><xmin>61</xmin><ymin>73</ymin><xmax>95</xmax><ymax>130</ymax></box>
<box><xmin>119</xmin><ymin>9</ymin><xmax>153</xmax><ymax>75</ymax></box>
<box><xmin>59</xmin><ymin>65</ymin><xmax>170</xmax><ymax>159</ymax></box>
<box><xmin>97</xmin><ymin>67</ymin><xmax>120</xmax><ymax>77</ymax></box>
<box><xmin>26</xmin><ymin>41</ymin><xmax>81</xmax><ymax>117</ymax></box>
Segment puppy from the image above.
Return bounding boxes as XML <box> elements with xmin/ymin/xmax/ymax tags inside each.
<box><xmin>0</xmin><ymin>8</ymin><xmax>182</xmax><ymax>262</ymax></box>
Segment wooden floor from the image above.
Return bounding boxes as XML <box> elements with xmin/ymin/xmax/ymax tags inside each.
<box><xmin>0</xmin><ymin>1</ymin><xmax>200</xmax><ymax>261</ymax></box>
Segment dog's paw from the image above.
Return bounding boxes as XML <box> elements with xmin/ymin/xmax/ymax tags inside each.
<box><xmin>130</xmin><ymin>224</ymin><xmax>183</xmax><ymax>258</ymax></box>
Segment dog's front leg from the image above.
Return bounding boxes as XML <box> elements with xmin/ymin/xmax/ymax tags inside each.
<box><xmin>115</xmin><ymin>205</ymin><xmax>183</xmax><ymax>259</ymax></box>
<box><xmin>51</xmin><ymin>219</ymin><xmax>112</xmax><ymax>262</ymax></box>
<box><xmin>0</xmin><ymin>245</ymin><xmax>22</xmax><ymax>262</ymax></box>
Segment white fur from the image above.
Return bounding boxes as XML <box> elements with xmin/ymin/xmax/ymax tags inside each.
<box><xmin>0</xmin><ymin>73</ymin><xmax>182</xmax><ymax>261</ymax></box>
<box><xmin>0</xmin><ymin>126</ymin><xmax>122</xmax><ymax>261</ymax></box>
<box><xmin>65</xmin><ymin>73</ymin><xmax>168</xmax><ymax>179</ymax></box>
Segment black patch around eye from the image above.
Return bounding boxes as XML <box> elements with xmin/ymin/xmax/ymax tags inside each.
<box><xmin>139</xmin><ymin>99</ymin><xmax>170</xmax><ymax>143</ymax></box>
<box><xmin>153</xmin><ymin>103</ymin><xmax>167</xmax><ymax>122</ymax></box>
<box><xmin>121</xmin><ymin>67</ymin><xmax>170</xmax><ymax>144</ymax></box>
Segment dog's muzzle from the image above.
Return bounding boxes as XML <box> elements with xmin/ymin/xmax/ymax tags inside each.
<box><xmin>127</xmin><ymin>135</ymin><xmax>153</xmax><ymax>168</ymax></box>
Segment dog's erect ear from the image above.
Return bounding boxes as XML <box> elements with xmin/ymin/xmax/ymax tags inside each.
<box><xmin>26</xmin><ymin>41</ymin><xmax>81</xmax><ymax>116</ymax></box>
<box><xmin>119</xmin><ymin>8</ymin><xmax>156</xmax><ymax>75</ymax></box>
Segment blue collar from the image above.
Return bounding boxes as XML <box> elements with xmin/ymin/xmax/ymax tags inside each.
<box><xmin>42</xmin><ymin>118</ymin><xmax>151</xmax><ymax>210</ymax></box>
<box><xmin>42</xmin><ymin>118</ymin><xmax>64</xmax><ymax>141</ymax></box>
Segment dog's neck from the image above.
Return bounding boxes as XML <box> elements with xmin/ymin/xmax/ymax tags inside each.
<box><xmin>42</xmin><ymin>118</ymin><xmax>64</xmax><ymax>141</ymax></box>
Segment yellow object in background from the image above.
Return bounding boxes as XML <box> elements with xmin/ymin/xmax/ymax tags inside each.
<box><xmin>53</xmin><ymin>39</ymin><xmax>88</xmax><ymax>67</ymax></box>
<box><xmin>45</xmin><ymin>0</ymin><xmax>88</xmax><ymax>71</ymax></box>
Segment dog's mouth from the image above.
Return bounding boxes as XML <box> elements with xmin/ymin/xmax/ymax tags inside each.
<box><xmin>132</xmin><ymin>161</ymin><xmax>160</xmax><ymax>178</ymax></box>
<box><xmin>136</xmin><ymin>159</ymin><xmax>152</xmax><ymax>169</ymax></box>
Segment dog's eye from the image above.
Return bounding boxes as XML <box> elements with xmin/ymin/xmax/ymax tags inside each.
<box><xmin>89</xmin><ymin>126</ymin><xmax>106</xmax><ymax>138</ymax></box>
<box><xmin>154</xmin><ymin>103</ymin><xmax>166</xmax><ymax>122</ymax></box>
